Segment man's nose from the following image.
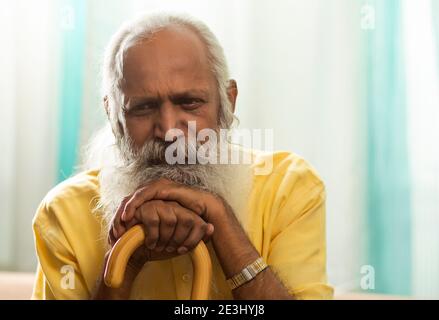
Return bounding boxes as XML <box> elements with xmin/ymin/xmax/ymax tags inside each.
<box><xmin>154</xmin><ymin>102</ymin><xmax>180</xmax><ymax>140</ymax></box>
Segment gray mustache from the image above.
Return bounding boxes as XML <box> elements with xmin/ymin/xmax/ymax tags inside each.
<box><xmin>135</xmin><ymin>138</ymin><xmax>203</xmax><ymax>166</ymax></box>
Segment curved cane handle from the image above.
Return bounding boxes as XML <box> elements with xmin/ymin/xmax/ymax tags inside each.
<box><xmin>104</xmin><ymin>225</ymin><xmax>212</xmax><ymax>300</ymax></box>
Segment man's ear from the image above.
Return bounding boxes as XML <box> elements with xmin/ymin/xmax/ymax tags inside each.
<box><xmin>103</xmin><ymin>96</ymin><xmax>110</xmax><ymax>119</ymax></box>
<box><xmin>227</xmin><ymin>79</ymin><xmax>238</xmax><ymax>113</ymax></box>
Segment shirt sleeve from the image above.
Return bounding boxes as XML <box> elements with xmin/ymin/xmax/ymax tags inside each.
<box><xmin>32</xmin><ymin>199</ymin><xmax>91</xmax><ymax>300</ymax></box>
<box><xmin>266</xmin><ymin>158</ymin><xmax>333</xmax><ymax>300</ymax></box>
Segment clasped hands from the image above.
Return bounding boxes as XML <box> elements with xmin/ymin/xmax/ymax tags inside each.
<box><xmin>108</xmin><ymin>178</ymin><xmax>228</xmax><ymax>269</ymax></box>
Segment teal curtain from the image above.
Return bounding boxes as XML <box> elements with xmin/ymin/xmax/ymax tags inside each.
<box><xmin>57</xmin><ymin>0</ymin><xmax>87</xmax><ymax>181</ymax></box>
<box><xmin>365</xmin><ymin>0</ymin><xmax>411</xmax><ymax>295</ymax></box>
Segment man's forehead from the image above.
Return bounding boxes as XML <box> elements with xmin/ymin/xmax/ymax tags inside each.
<box><xmin>126</xmin><ymin>87</ymin><xmax>211</xmax><ymax>103</ymax></box>
<box><xmin>123</xmin><ymin>25</ymin><xmax>209</xmax><ymax>71</ymax></box>
<box><xmin>122</xmin><ymin>74</ymin><xmax>214</xmax><ymax>98</ymax></box>
<box><xmin>122</xmin><ymin>25</ymin><xmax>215</xmax><ymax>96</ymax></box>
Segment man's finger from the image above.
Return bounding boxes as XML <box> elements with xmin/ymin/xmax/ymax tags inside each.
<box><xmin>155</xmin><ymin>203</ymin><xmax>177</xmax><ymax>252</ymax></box>
<box><xmin>111</xmin><ymin>196</ymin><xmax>131</xmax><ymax>238</ymax></box>
<box><xmin>167</xmin><ymin>208</ymin><xmax>195</xmax><ymax>250</ymax></box>
<box><xmin>202</xmin><ymin>223</ymin><xmax>215</xmax><ymax>243</ymax></box>
<box><xmin>137</xmin><ymin>202</ymin><xmax>161</xmax><ymax>250</ymax></box>
<box><xmin>122</xmin><ymin>181</ymin><xmax>210</xmax><ymax>222</ymax></box>
<box><xmin>122</xmin><ymin>186</ymin><xmax>161</xmax><ymax>222</ymax></box>
<box><xmin>178</xmin><ymin>222</ymin><xmax>208</xmax><ymax>254</ymax></box>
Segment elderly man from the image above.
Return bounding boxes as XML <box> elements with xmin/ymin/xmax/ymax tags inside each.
<box><xmin>32</xmin><ymin>13</ymin><xmax>333</xmax><ymax>300</ymax></box>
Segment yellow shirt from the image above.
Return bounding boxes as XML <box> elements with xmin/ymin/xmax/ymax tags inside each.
<box><xmin>31</xmin><ymin>151</ymin><xmax>333</xmax><ymax>299</ymax></box>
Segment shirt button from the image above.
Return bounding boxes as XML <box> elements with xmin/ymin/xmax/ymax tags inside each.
<box><xmin>182</xmin><ymin>273</ymin><xmax>191</xmax><ymax>282</ymax></box>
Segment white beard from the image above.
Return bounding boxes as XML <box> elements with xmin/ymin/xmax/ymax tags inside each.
<box><xmin>95</xmin><ymin>136</ymin><xmax>254</xmax><ymax>242</ymax></box>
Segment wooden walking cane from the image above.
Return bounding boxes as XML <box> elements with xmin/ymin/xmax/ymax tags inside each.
<box><xmin>103</xmin><ymin>225</ymin><xmax>212</xmax><ymax>299</ymax></box>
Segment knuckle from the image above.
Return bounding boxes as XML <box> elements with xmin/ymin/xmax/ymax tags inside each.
<box><xmin>192</xmin><ymin>199</ymin><xmax>205</xmax><ymax>214</ymax></box>
<box><xmin>164</xmin><ymin>215</ymin><xmax>177</xmax><ymax>227</ymax></box>
<box><xmin>146</xmin><ymin>215</ymin><xmax>160</xmax><ymax>227</ymax></box>
<box><xmin>181</xmin><ymin>216</ymin><xmax>194</xmax><ymax>228</ymax></box>
<box><xmin>124</xmin><ymin>201</ymin><xmax>133</xmax><ymax>213</ymax></box>
<box><xmin>171</xmin><ymin>234</ymin><xmax>184</xmax><ymax>245</ymax></box>
<box><xmin>157</xmin><ymin>189</ymin><xmax>168</xmax><ymax>198</ymax></box>
<box><xmin>166</xmin><ymin>215</ymin><xmax>177</xmax><ymax>227</ymax></box>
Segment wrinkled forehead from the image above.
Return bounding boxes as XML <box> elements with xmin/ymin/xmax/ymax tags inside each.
<box><xmin>121</xmin><ymin>25</ymin><xmax>216</xmax><ymax>96</ymax></box>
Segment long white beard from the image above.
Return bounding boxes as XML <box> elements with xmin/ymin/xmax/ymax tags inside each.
<box><xmin>95</xmin><ymin>134</ymin><xmax>254</xmax><ymax>241</ymax></box>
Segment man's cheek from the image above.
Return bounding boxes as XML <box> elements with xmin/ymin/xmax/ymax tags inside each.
<box><xmin>126</xmin><ymin>119</ymin><xmax>154</xmax><ymax>147</ymax></box>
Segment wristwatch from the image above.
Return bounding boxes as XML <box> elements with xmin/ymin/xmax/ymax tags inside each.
<box><xmin>226</xmin><ymin>257</ymin><xmax>268</xmax><ymax>290</ymax></box>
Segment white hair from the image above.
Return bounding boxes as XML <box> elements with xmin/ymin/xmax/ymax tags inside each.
<box><xmin>102</xmin><ymin>11</ymin><xmax>236</xmax><ymax>142</ymax></box>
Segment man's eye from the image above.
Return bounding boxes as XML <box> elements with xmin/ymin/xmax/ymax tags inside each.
<box><xmin>181</xmin><ymin>98</ymin><xmax>204</xmax><ymax>109</ymax></box>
